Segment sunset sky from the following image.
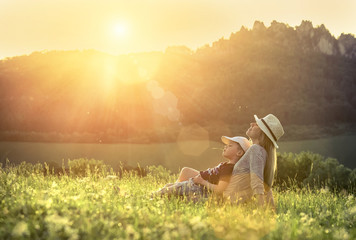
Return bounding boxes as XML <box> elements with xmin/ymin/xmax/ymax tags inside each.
<box><xmin>1</xmin><ymin>0</ymin><xmax>355</xmax><ymax>59</ymax></box>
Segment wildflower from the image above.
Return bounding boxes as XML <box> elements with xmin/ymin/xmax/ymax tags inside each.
<box><xmin>46</xmin><ymin>198</ymin><xmax>53</xmax><ymax>208</ymax></box>
<box><xmin>3</xmin><ymin>207</ymin><xmax>9</xmax><ymax>215</ymax></box>
<box><xmin>71</xmin><ymin>195</ymin><xmax>80</xmax><ymax>201</ymax></box>
<box><xmin>349</xmin><ymin>206</ymin><xmax>356</xmax><ymax>216</ymax></box>
<box><xmin>189</xmin><ymin>216</ymin><xmax>201</xmax><ymax>225</ymax></box>
<box><xmin>192</xmin><ymin>221</ymin><xmax>207</xmax><ymax>231</ymax></box>
<box><xmin>106</xmin><ymin>175</ymin><xmax>118</xmax><ymax>179</ymax></box>
<box><xmin>165</xmin><ymin>223</ymin><xmax>175</xmax><ymax>229</ymax></box>
<box><xmin>45</xmin><ymin>212</ymin><xmax>79</xmax><ymax>240</ymax></box>
<box><xmin>347</xmin><ymin>195</ymin><xmax>354</xmax><ymax>201</ymax></box>
<box><xmin>125</xmin><ymin>225</ymin><xmax>140</xmax><ymax>240</ymax></box>
<box><xmin>320</xmin><ymin>187</ymin><xmax>329</xmax><ymax>194</ymax></box>
<box><xmin>177</xmin><ymin>223</ymin><xmax>191</xmax><ymax>237</ymax></box>
<box><xmin>333</xmin><ymin>228</ymin><xmax>350</xmax><ymax>240</ymax></box>
<box><xmin>142</xmin><ymin>227</ymin><xmax>151</xmax><ymax>236</ymax></box>
<box><xmin>12</xmin><ymin>221</ymin><xmax>29</xmax><ymax>237</ymax></box>
<box><xmin>162</xmin><ymin>231</ymin><xmax>170</xmax><ymax>240</ymax></box>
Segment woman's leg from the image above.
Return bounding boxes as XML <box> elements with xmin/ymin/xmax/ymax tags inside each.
<box><xmin>176</xmin><ymin>167</ymin><xmax>200</xmax><ymax>182</ymax></box>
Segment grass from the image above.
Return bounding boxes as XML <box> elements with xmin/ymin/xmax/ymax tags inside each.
<box><xmin>0</xmin><ymin>163</ymin><xmax>355</xmax><ymax>240</ymax></box>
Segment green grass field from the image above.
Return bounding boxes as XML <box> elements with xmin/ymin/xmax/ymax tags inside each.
<box><xmin>0</xmin><ymin>163</ymin><xmax>355</xmax><ymax>240</ymax></box>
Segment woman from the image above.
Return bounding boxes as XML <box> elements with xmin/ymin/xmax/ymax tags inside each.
<box><xmin>223</xmin><ymin>114</ymin><xmax>284</xmax><ymax>209</ymax></box>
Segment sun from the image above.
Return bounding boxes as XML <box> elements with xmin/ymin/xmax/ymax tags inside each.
<box><xmin>112</xmin><ymin>22</ymin><xmax>128</xmax><ymax>38</ymax></box>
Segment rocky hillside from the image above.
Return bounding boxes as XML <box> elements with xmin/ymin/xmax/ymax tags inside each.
<box><xmin>206</xmin><ymin>20</ymin><xmax>356</xmax><ymax>58</ymax></box>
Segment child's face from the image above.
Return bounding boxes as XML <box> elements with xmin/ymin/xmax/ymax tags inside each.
<box><xmin>222</xmin><ymin>141</ymin><xmax>243</xmax><ymax>160</ymax></box>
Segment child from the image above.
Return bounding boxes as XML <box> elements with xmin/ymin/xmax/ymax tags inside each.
<box><xmin>154</xmin><ymin>136</ymin><xmax>251</xmax><ymax>199</ymax></box>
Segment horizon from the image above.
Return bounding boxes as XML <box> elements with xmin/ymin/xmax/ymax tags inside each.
<box><xmin>1</xmin><ymin>0</ymin><xmax>356</xmax><ymax>59</ymax></box>
<box><xmin>1</xmin><ymin>19</ymin><xmax>354</xmax><ymax>61</ymax></box>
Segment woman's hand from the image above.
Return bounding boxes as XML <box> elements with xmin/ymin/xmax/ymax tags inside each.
<box><xmin>192</xmin><ymin>174</ymin><xmax>205</xmax><ymax>185</ymax></box>
<box><xmin>256</xmin><ymin>194</ymin><xmax>265</xmax><ymax>208</ymax></box>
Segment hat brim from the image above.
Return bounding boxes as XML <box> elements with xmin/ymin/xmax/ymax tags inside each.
<box><xmin>254</xmin><ymin>115</ymin><xmax>279</xmax><ymax>148</ymax></box>
<box><xmin>221</xmin><ymin>136</ymin><xmax>233</xmax><ymax>145</ymax></box>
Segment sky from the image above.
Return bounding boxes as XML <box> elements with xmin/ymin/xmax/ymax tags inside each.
<box><xmin>1</xmin><ymin>0</ymin><xmax>356</xmax><ymax>59</ymax></box>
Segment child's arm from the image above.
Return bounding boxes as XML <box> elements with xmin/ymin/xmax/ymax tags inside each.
<box><xmin>192</xmin><ymin>175</ymin><xmax>229</xmax><ymax>194</ymax></box>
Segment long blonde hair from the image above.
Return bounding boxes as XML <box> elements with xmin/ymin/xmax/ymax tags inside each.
<box><xmin>259</xmin><ymin>132</ymin><xmax>277</xmax><ymax>188</ymax></box>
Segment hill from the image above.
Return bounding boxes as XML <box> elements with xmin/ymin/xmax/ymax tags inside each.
<box><xmin>0</xmin><ymin>20</ymin><xmax>356</xmax><ymax>143</ymax></box>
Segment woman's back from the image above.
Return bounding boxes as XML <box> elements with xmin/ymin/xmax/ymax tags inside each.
<box><xmin>223</xmin><ymin>144</ymin><xmax>267</xmax><ymax>203</ymax></box>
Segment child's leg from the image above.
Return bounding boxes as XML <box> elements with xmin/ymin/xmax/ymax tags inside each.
<box><xmin>176</xmin><ymin>167</ymin><xmax>199</xmax><ymax>182</ymax></box>
<box><xmin>163</xmin><ymin>183</ymin><xmax>174</xmax><ymax>188</ymax></box>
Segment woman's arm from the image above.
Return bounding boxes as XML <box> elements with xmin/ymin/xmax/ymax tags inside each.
<box><xmin>256</xmin><ymin>189</ymin><xmax>276</xmax><ymax>210</ymax></box>
<box><xmin>265</xmin><ymin>188</ymin><xmax>276</xmax><ymax>211</ymax></box>
<box><xmin>249</xmin><ymin>146</ymin><xmax>267</xmax><ymax>207</ymax></box>
<box><xmin>192</xmin><ymin>175</ymin><xmax>229</xmax><ymax>194</ymax></box>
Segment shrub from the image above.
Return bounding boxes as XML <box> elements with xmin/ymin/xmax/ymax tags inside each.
<box><xmin>68</xmin><ymin>158</ymin><xmax>109</xmax><ymax>177</ymax></box>
<box><xmin>276</xmin><ymin>151</ymin><xmax>355</xmax><ymax>192</ymax></box>
<box><xmin>2</xmin><ymin>160</ymin><xmax>44</xmax><ymax>176</ymax></box>
<box><xmin>147</xmin><ymin>165</ymin><xmax>173</xmax><ymax>181</ymax></box>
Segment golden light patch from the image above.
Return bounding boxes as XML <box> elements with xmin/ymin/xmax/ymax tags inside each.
<box><xmin>112</xmin><ymin>22</ymin><xmax>128</xmax><ymax>38</ymax></box>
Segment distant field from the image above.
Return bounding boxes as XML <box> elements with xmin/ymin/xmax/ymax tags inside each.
<box><xmin>0</xmin><ymin>135</ymin><xmax>355</xmax><ymax>171</ymax></box>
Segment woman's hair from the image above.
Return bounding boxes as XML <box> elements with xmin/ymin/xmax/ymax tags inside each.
<box><xmin>259</xmin><ymin>132</ymin><xmax>277</xmax><ymax>188</ymax></box>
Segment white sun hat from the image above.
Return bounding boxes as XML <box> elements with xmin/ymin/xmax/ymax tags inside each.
<box><xmin>254</xmin><ymin>114</ymin><xmax>284</xmax><ymax>148</ymax></box>
<box><xmin>221</xmin><ymin>136</ymin><xmax>251</xmax><ymax>152</ymax></box>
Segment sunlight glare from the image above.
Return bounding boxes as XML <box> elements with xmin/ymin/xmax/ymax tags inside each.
<box><xmin>100</xmin><ymin>58</ymin><xmax>118</xmax><ymax>95</ymax></box>
<box><xmin>113</xmin><ymin>22</ymin><xmax>128</xmax><ymax>38</ymax></box>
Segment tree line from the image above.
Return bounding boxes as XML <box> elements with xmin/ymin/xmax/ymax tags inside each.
<box><xmin>0</xmin><ymin>20</ymin><xmax>355</xmax><ymax>143</ymax></box>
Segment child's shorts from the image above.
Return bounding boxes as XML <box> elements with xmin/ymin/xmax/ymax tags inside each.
<box><xmin>155</xmin><ymin>178</ymin><xmax>210</xmax><ymax>200</ymax></box>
